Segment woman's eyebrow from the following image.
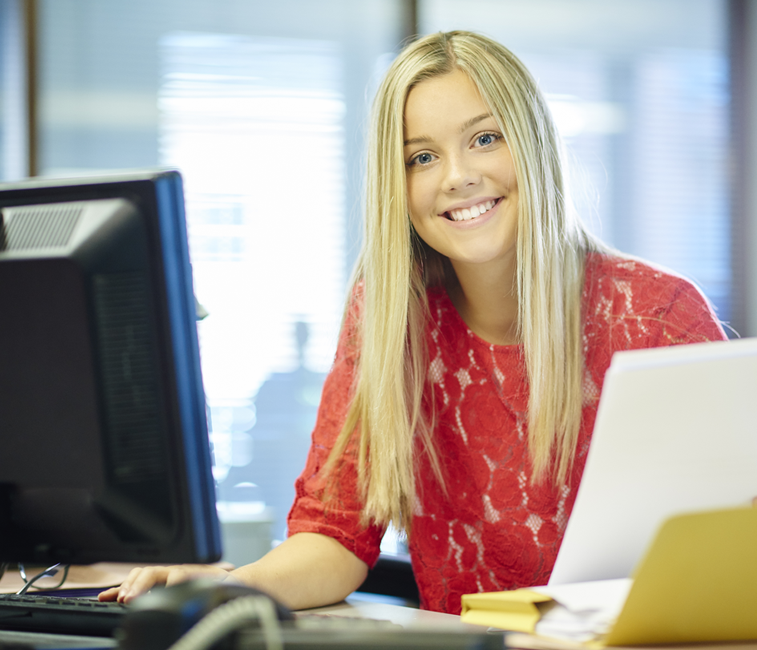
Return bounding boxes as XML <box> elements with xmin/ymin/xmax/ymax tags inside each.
<box><xmin>404</xmin><ymin>113</ymin><xmax>494</xmax><ymax>147</ymax></box>
<box><xmin>404</xmin><ymin>134</ymin><xmax>431</xmax><ymax>147</ymax></box>
<box><xmin>459</xmin><ymin>113</ymin><xmax>493</xmax><ymax>133</ymax></box>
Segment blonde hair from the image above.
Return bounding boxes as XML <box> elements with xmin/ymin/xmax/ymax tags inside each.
<box><xmin>326</xmin><ymin>31</ymin><xmax>600</xmax><ymax>529</ymax></box>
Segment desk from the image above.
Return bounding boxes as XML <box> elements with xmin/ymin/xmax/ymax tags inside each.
<box><xmin>5</xmin><ymin>594</ymin><xmax>757</xmax><ymax>650</ymax></box>
<box><xmin>0</xmin><ymin>592</ymin><xmax>483</xmax><ymax>649</ymax></box>
<box><xmin>305</xmin><ymin>593</ymin><xmax>485</xmax><ymax>631</ymax></box>
<box><xmin>0</xmin><ymin>629</ymin><xmax>115</xmax><ymax>648</ymax></box>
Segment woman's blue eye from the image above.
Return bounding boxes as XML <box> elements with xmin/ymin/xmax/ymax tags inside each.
<box><xmin>476</xmin><ymin>133</ymin><xmax>498</xmax><ymax>147</ymax></box>
<box><xmin>413</xmin><ymin>152</ymin><xmax>433</xmax><ymax>165</ymax></box>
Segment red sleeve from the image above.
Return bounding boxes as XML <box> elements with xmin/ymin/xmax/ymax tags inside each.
<box><xmin>642</xmin><ymin>276</ymin><xmax>728</xmax><ymax>347</ymax></box>
<box><xmin>286</xmin><ymin>288</ymin><xmax>384</xmax><ymax>568</ymax></box>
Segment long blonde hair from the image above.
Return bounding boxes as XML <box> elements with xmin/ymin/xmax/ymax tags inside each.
<box><xmin>326</xmin><ymin>31</ymin><xmax>599</xmax><ymax>530</ymax></box>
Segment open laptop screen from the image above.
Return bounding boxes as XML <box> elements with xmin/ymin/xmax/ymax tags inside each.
<box><xmin>550</xmin><ymin>337</ymin><xmax>757</xmax><ymax>585</ymax></box>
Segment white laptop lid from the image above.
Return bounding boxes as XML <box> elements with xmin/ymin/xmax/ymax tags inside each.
<box><xmin>549</xmin><ymin>337</ymin><xmax>757</xmax><ymax>586</ymax></box>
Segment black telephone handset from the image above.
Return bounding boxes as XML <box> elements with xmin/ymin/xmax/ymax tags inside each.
<box><xmin>116</xmin><ymin>578</ymin><xmax>294</xmax><ymax>650</ymax></box>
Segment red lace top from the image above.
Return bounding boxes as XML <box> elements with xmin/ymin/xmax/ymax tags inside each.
<box><xmin>287</xmin><ymin>253</ymin><xmax>727</xmax><ymax>614</ymax></box>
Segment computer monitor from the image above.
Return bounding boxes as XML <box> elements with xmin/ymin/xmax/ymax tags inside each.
<box><xmin>0</xmin><ymin>170</ymin><xmax>222</xmax><ymax>566</ymax></box>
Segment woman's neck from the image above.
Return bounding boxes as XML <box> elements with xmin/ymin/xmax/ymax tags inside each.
<box><xmin>446</xmin><ymin>257</ymin><xmax>520</xmax><ymax>346</ymax></box>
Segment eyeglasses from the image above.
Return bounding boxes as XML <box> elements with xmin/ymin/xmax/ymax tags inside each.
<box><xmin>0</xmin><ymin>562</ymin><xmax>71</xmax><ymax>595</ymax></box>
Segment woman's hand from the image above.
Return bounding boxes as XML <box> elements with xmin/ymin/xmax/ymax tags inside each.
<box><xmin>98</xmin><ymin>564</ymin><xmax>231</xmax><ymax>604</ymax></box>
<box><xmin>97</xmin><ymin>532</ymin><xmax>368</xmax><ymax>610</ymax></box>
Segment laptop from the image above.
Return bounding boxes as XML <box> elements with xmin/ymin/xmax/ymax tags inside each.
<box><xmin>549</xmin><ymin>337</ymin><xmax>757</xmax><ymax>585</ymax></box>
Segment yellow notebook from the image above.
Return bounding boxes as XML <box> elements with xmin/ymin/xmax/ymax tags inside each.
<box><xmin>461</xmin><ymin>507</ymin><xmax>757</xmax><ymax>646</ymax></box>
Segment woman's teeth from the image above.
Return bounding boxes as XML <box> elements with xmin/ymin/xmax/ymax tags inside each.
<box><xmin>448</xmin><ymin>199</ymin><xmax>496</xmax><ymax>222</ymax></box>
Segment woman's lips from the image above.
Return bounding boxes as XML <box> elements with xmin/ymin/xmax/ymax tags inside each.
<box><xmin>443</xmin><ymin>197</ymin><xmax>501</xmax><ymax>222</ymax></box>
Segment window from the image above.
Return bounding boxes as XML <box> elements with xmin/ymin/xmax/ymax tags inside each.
<box><xmin>159</xmin><ymin>32</ymin><xmax>347</xmax><ymax>543</ymax></box>
<box><xmin>32</xmin><ymin>0</ymin><xmax>405</xmax><ymax>560</ymax></box>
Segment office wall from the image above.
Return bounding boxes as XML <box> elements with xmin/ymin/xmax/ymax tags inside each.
<box><xmin>0</xmin><ymin>4</ymin><xmax>5</xmax><ymax>180</ymax></box>
<box><xmin>0</xmin><ymin>0</ymin><xmax>29</xmax><ymax>180</ymax></box>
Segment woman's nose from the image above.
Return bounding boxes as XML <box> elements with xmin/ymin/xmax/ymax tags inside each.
<box><xmin>442</xmin><ymin>153</ymin><xmax>481</xmax><ymax>192</ymax></box>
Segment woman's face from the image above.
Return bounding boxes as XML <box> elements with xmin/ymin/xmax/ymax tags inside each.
<box><xmin>403</xmin><ymin>68</ymin><xmax>519</xmax><ymax>276</ymax></box>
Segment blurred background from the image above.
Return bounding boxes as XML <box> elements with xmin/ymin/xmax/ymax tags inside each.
<box><xmin>1</xmin><ymin>0</ymin><xmax>755</xmax><ymax>565</ymax></box>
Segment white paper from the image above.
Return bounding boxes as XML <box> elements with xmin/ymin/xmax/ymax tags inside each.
<box><xmin>532</xmin><ymin>578</ymin><xmax>632</xmax><ymax>642</ymax></box>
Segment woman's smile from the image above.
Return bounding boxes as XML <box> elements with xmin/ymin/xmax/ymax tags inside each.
<box><xmin>442</xmin><ymin>197</ymin><xmax>502</xmax><ymax>222</ymax></box>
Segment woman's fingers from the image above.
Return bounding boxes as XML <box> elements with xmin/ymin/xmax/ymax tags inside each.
<box><xmin>118</xmin><ymin>566</ymin><xmax>171</xmax><ymax>602</ymax></box>
<box><xmin>97</xmin><ymin>586</ymin><xmax>120</xmax><ymax>602</ymax></box>
<box><xmin>97</xmin><ymin>565</ymin><xmax>230</xmax><ymax>604</ymax></box>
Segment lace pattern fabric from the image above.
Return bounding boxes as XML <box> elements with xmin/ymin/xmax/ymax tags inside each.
<box><xmin>288</xmin><ymin>253</ymin><xmax>727</xmax><ymax>614</ymax></box>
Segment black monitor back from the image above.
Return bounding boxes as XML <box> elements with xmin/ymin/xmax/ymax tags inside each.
<box><xmin>0</xmin><ymin>170</ymin><xmax>222</xmax><ymax>565</ymax></box>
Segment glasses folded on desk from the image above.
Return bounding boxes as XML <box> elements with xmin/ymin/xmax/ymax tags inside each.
<box><xmin>0</xmin><ymin>562</ymin><xmax>71</xmax><ymax>595</ymax></box>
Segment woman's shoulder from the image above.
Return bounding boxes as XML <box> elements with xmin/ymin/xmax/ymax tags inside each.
<box><xmin>583</xmin><ymin>251</ymin><xmax>727</xmax><ymax>345</ymax></box>
<box><xmin>585</xmin><ymin>251</ymin><xmax>704</xmax><ymax>303</ymax></box>
<box><xmin>585</xmin><ymin>251</ymin><xmax>687</xmax><ymax>286</ymax></box>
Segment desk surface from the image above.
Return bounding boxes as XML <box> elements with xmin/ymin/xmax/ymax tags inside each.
<box><xmin>0</xmin><ymin>592</ymin><xmax>479</xmax><ymax>649</ymax></box>
<box><xmin>0</xmin><ymin>629</ymin><xmax>115</xmax><ymax>648</ymax></box>
<box><xmin>305</xmin><ymin>593</ymin><xmax>483</xmax><ymax>630</ymax></box>
<box><xmin>4</xmin><ymin>595</ymin><xmax>757</xmax><ymax>650</ymax></box>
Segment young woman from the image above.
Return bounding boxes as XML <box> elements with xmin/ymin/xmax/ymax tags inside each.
<box><xmin>101</xmin><ymin>30</ymin><xmax>726</xmax><ymax>614</ymax></box>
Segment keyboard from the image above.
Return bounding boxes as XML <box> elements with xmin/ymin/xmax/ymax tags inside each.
<box><xmin>0</xmin><ymin>593</ymin><xmax>127</xmax><ymax>637</ymax></box>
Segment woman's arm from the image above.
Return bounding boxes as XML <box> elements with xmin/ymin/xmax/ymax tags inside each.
<box><xmin>98</xmin><ymin>532</ymin><xmax>368</xmax><ymax>610</ymax></box>
<box><xmin>230</xmin><ymin>532</ymin><xmax>369</xmax><ymax>609</ymax></box>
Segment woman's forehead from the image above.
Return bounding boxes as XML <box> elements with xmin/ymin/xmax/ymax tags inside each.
<box><xmin>403</xmin><ymin>70</ymin><xmax>492</xmax><ymax>139</ymax></box>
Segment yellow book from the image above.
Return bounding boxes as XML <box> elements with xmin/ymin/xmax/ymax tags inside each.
<box><xmin>461</xmin><ymin>507</ymin><xmax>757</xmax><ymax>646</ymax></box>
